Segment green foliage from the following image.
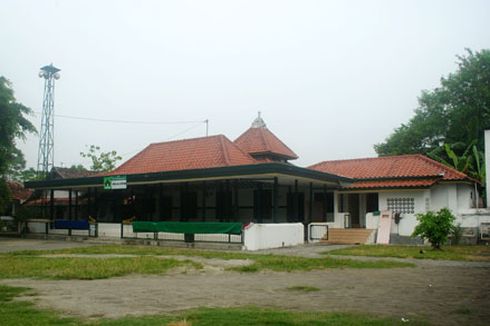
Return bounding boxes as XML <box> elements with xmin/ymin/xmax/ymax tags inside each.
<box><xmin>327</xmin><ymin>244</ymin><xmax>490</xmax><ymax>261</ymax></box>
<box><xmin>14</xmin><ymin>245</ymin><xmax>414</xmax><ymax>271</ymax></box>
<box><xmin>13</xmin><ymin>167</ymin><xmax>42</xmax><ymax>182</ymax></box>
<box><xmin>68</xmin><ymin>164</ymin><xmax>88</xmax><ymax>172</ymax></box>
<box><xmin>0</xmin><ymin>180</ymin><xmax>11</xmax><ymax>215</ymax></box>
<box><xmin>80</xmin><ymin>145</ymin><xmax>122</xmax><ymax>172</ymax></box>
<box><xmin>0</xmin><ymin>256</ymin><xmax>200</xmax><ymax>280</ymax></box>
<box><xmin>0</xmin><ymin>77</ymin><xmax>36</xmax><ymax>213</ymax></box>
<box><xmin>451</xmin><ymin>224</ymin><xmax>463</xmax><ymax>245</ymax></box>
<box><xmin>0</xmin><ymin>285</ymin><xmax>76</xmax><ymax>326</ymax></box>
<box><xmin>428</xmin><ymin>141</ymin><xmax>485</xmax><ymax>183</ymax></box>
<box><xmin>375</xmin><ymin>49</ymin><xmax>490</xmax><ymax>181</ymax></box>
<box><xmin>412</xmin><ymin>208</ymin><xmax>456</xmax><ymax>249</ymax></box>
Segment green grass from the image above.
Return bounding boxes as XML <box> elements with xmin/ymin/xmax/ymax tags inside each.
<box><xmin>0</xmin><ymin>256</ymin><xmax>200</xmax><ymax>280</ymax></box>
<box><xmin>286</xmin><ymin>285</ymin><xmax>320</xmax><ymax>292</ymax></box>
<box><xmin>325</xmin><ymin>244</ymin><xmax>490</xmax><ymax>261</ymax></box>
<box><xmin>230</xmin><ymin>254</ymin><xmax>414</xmax><ymax>272</ymax></box>
<box><xmin>0</xmin><ymin>285</ymin><xmax>77</xmax><ymax>325</ymax></box>
<box><xmin>0</xmin><ymin>285</ymin><xmax>428</xmax><ymax>326</ymax></box>
<box><xmin>6</xmin><ymin>245</ymin><xmax>413</xmax><ymax>274</ymax></box>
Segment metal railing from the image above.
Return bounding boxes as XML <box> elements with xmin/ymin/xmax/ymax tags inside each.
<box><xmin>120</xmin><ymin>223</ymin><xmax>243</xmax><ymax>244</ymax></box>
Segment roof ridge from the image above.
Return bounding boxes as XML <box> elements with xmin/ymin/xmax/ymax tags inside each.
<box><xmin>218</xmin><ymin>135</ymin><xmax>231</xmax><ymax>165</ymax></box>
<box><xmin>150</xmin><ymin>134</ymin><xmax>224</xmax><ymax>146</ymax></box>
<box><xmin>308</xmin><ymin>154</ymin><xmax>424</xmax><ymax>168</ymax></box>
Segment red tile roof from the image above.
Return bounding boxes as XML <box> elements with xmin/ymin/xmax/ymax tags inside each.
<box><xmin>234</xmin><ymin>127</ymin><xmax>298</xmax><ymax>160</ymax></box>
<box><xmin>7</xmin><ymin>181</ymin><xmax>33</xmax><ymax>202</ymax></box>
<box><xmin>50</xmin><ymin>167</ymin><xmax>98</xmax><ymax>179</ymax></box>
<box><xmin>106</xmin><ymin>135</ymin><xmax>257</xmax><ymax>176</ymax></box>
<box><xmin>309</xmin><ymin>154</ymin><xmax>473</xmax><ymax>189</ymax></box>
<box><xmin>343</xmin><ymin>179</ymin><xmax>438</xmax><ymax>190</ymax></box>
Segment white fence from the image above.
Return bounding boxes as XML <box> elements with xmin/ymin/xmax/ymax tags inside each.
<box><xmin>242</xmin><ymin>223</ymin><xmax>304</xmax><ymax>251</ymax></box>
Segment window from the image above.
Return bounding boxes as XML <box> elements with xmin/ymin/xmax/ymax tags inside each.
<box><xmin>216</xmin><ymin>191</ymin><xmax>233</xmax><ymax>221</ymax></box>
<box><xmin>387</xmin><ymin>197</ymin><xmax>415</xmax><ymax>214</ymax></box>
<box><xmin>366</xmin><ymin>193</ymin><xmax>379</xmax><ymax>212</ymax></box>
<box><xmin>338</xmin><ymin>194</ymin><xmax>344</xmax><ymax>212</ymax></box>
<box><xmin>254</xmin><ymin>189</ymin><xmax>272</xmax><ymax>222</ymax></box>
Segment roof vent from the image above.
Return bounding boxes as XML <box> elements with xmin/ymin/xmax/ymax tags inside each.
<box><xmin>251</xmin><ymin>111</ymin><xmax>267</xmax><ymax>128</ymax></box>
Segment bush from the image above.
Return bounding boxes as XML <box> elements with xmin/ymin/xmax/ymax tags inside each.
<box><xmin>412</xmin><ymin>208</ymin><xmax>455</xmax><ymax>249</ymax></box>
<box><xmin>451</xmin><ymin>223</ymin><xmax>463</xmax><ymax>245</ymax></box>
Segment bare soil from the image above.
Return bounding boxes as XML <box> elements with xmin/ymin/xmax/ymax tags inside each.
<box><xmin>2</xmin><ymin>261</ymin><xmax>489</xmax><ymax>325</ymax></box>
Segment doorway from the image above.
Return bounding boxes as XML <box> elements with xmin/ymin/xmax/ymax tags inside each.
<box><xmin>347</xmin><ymin>194</ymin><xmax>360</xmax><ymax>228</ymax></box>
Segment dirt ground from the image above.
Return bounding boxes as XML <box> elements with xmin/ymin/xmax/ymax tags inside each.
<box><xmin>0</xmin><ymin>237</ymin><xmax>95</xmax><ymax>253</ymax></box>
<box><xmin>1</xmin><ymin>238</ymin><xmax>490</xmax><ymax>325</ymax></box>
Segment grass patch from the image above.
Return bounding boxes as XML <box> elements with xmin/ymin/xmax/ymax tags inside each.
<box><xmin>325</xmin><ymin>244</ymin><xmax>490</xmax><ymax>261</ymax></box>
<box><xmin>230</xmin><ymin>255</ymin><xmax>414</xmax><ymax>272</ymax></box>
<box><xmin>129</xmin><ymin>306</ymin><xmax>427</xmax><ymax>326</ymax></box>
<box><xmin>451</xmin><ymin>307</ymin><xmax>472</xmax><ymax>315</ymax></box>
<box><xmin>287</xmin><ymin>285</ymin><xmax>320</xmax><ymax>292</ymax></box>
<box><xmin>0</xmin><ymin>256</ymin><xmax>200</xmax><ymax>280</ymax></box>
<box><xmin>0</xmin><ymin>285</ymin><xmax>428</xmax><ymax>325</ymax></box>
<box><xmin>7</xmin><ymin>245</ymin><xmax>413</xmax><ymax>274</ymax></box>
<box><xmin>0</xmin><ymin>285</ymin><xmax>77</xmax><ymax>326</ymax></box>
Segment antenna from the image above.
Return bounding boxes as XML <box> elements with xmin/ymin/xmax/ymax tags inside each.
<box><xmin>37</xmin><ymin>64</ymin><xmax>60</xmax><ymax>176</ymax></box>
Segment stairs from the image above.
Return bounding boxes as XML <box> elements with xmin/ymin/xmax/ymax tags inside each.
<box><xmin>321</xmin><ymin>228</ymin><xmax>376</xmax><ymax>244</ymax></box>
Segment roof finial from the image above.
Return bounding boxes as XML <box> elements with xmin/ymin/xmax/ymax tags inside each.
<box><xmin>251</xmin><ymin>111</ymin><xmax>266</xmax><ymax>128</ymax></box>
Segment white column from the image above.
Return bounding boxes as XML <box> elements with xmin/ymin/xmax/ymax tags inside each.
<box><xmin>485</xmin><ymin>130</ymin><xmax>490</xmax><ymax>207</ymax></box>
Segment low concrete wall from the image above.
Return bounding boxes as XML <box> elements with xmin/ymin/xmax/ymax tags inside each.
<box><xmin>243</xmin><ymin>223</ymin><xmax>304</xmax><ymax>251</ymax></box>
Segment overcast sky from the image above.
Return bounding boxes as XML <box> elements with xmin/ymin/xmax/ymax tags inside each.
<box><xmin>2</xmin><ymin>0</ymin><xmax>490</xmax><ymax>170</ymax></box>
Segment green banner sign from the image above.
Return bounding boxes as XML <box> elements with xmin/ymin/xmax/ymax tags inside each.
<box><xmin>103</xmin><ymin>176</ymin><xmax>127</xmax><ymax>190</ymax></box>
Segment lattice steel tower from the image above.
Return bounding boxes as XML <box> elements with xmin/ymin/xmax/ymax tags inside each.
<box><xmin>37</xmin><ymin>64</ymin><xmax>60</xmax><ymax>175</ymax></box>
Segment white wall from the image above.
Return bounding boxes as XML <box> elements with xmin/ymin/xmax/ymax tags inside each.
<box><xmin>457</xmin><ymin>209</ymin><xmax>490</xmax><ymax>228</ymax></box>
<box><xmin>243</xmin><ymin>223</ymin><xmax>304</xmax><ymax>251</ymax></box>
<box><xmin>378</xmin><ymin>190</ymin><xmax>427</xmax><ymax>236</ymax></box>
<box><xmin>365</xmin><ymin>212</ymin><xmax>379</xmax><ymax>230</ymax></box>
<box><xmin>457</xmin><ymin>184</ymin><xmax>474</xmax><ymax>211</ymax></box>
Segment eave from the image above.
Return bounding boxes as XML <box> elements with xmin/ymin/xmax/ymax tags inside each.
<box><xmin>25</xmin><ymin>163</ymin><xmax>352</xmax><ymax>190</ymax></box>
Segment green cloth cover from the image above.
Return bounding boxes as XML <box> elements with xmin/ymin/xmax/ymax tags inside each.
<box><xmin>132</xmin><ymin>221</ymin><xmax>242</xmax><ymax>235</ymax></box>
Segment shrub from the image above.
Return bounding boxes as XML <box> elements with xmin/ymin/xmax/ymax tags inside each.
<box><xmin>412</xmin><ymin>208</ymin><xmax>455</xmax><ymax>249</ymax></box>
<box><xmin>451</xmin><ymin>223</ymin><xmax>463</xmax><ymax>245</ymax></box>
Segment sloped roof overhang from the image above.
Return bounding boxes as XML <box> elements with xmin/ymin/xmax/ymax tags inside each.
<box><xmin>25</xmin><ymin>163</ymin><xmax>352</xmax><ymax>190</ymax></box>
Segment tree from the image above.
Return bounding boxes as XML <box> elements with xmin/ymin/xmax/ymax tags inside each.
<box><xmin>0</xmin><ymin>76</ymin><xmax>36</xmax><ymax>213</ymax></box>
<box><xmin>375</xmin><ymin>49</ymin><xmax>490</xmax><ymax>160</ymax></box>
<box><xmin>412</xmin><ymin>208</ymin><xmax>456</xmax><ymax>250</ymax></box>
<box><xmin>428</xmin><ymin>141</ymin><xmax>485</xmax><ymax>183</ymax></box>
<box><xmin>17</xmin><ymin>167</ymin><xmax>41</xmax><ymax>182</ymax></box>
<box><xmin>80</xmin><ymin>145</ymin><xmax>122</xmax><ymax>172</ymax></box>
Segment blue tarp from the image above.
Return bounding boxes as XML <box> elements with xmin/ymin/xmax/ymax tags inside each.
<box><xmin>54</xmin><ymin>220</ymin><xmax>90</xmax><ymax>230</ymax></box>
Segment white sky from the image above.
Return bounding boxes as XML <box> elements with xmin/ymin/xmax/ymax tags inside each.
<box><xmin>2</xmin><ymin>0</ymin><xmax>490</xmax><ymax>169</ymax></box>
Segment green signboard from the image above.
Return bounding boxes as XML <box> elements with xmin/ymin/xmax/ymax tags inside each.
<box><xmin>103</xmin><ymin>176</ymin><xmax>127</xmax><ymax>190</ymax></box>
